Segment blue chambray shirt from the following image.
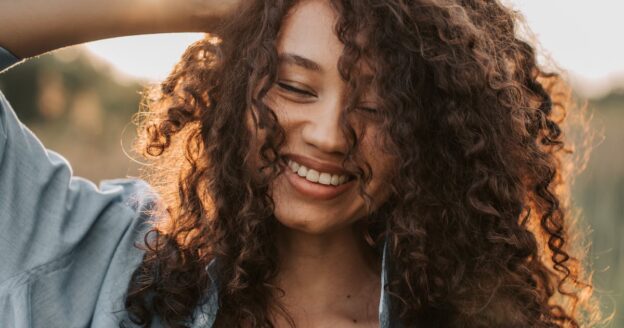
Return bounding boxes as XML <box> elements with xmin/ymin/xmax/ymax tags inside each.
<box><xmin>0</xmin><ymin>46</ymin><xmax>397</xmax><ymax>327</ymax></box>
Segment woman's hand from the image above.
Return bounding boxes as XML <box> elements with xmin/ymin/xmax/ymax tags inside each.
<box><xmin>0</xmin><ymin>0</ymin><xmax>242</xmax><ymax>59</ymax></box>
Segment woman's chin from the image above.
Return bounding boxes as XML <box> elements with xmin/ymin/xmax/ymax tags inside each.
<box><xmin>269</xmin><ymin>165</ymin><xmax>378</xmax><ymax>236</ymax></box>
<box><xmin>274</xmin><ymin>213</ymin><xmax>331</xmax><ymax>235</ymax></box>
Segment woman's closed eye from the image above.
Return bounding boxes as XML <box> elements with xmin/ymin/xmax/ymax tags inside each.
<box><xmin>357</xmin><ymin>106</ymin><xmax>379</xmax><ymax>114</ymax></box>
<box><xmin>276</xmin><ymin>81</ymin><xmax>317</xmax><ymax>98</ymax></box>
<box><xmin>356</xmin><ymin>103</ymin><xmax>382</xmax><ymax>120</ymax></box>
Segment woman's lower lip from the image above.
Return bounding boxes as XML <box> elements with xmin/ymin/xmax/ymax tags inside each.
<box><xmin>284</xmin><ymin>166</ymin><xmax>355</xmax><ymax>201</ymax></box>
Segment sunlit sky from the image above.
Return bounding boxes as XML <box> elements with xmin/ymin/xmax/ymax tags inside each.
<box><xmin>83</xmin><ymin>0</ymin><xmax>623</xmax><ymax>97</ymax></box>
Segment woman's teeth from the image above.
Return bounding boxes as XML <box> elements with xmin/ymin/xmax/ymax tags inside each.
<box><xmin>287</xmin><ymin>160</ymin><xmax>351</xmax><ymax>186</ymax></box>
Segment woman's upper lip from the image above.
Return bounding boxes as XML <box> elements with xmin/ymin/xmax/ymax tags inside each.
<box><xmin>284</xmin><ymin>153</ymin><xmax>353</xmax><ymax>176</ymax></box>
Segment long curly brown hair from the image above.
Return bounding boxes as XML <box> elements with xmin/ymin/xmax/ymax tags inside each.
<box><xmin>122</xmin><ymin>0</ymin><xmax>605</xmax><ymax>327</ymax></box>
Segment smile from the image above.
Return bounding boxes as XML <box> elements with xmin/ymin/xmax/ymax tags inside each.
<box><xmin>283</xmin><ymin>158</ymin><xmax>356</xmax><ymax>200</ymax></box>
<box><xmin>287</xmin><ymin>159</ymin><xmax>353</xmax><ymax>186</ymax></box>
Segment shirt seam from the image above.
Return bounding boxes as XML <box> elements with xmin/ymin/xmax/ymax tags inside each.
<box><xmin>0</xmin><ymin>246</ymin><xmax>77</xmax><ymax>290</ymax></box>
<box><xmin>0</xmin><ymin>199</ymin><xmax>141</xmax><ymax>289</ymax></box>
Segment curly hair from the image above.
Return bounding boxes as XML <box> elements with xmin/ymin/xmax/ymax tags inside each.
<box><xmin>122</xmin><ymin>0</ymin><xmax>604</xmax><ymax>327</ymax></box>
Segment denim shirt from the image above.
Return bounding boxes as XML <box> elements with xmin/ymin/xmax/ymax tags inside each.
<box><xmin>0</xmin><ymin>46</ymin><xmax>397</xmax><ymax>327</ymax></box>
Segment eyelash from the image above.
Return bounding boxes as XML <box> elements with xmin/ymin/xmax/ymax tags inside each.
<box><xmin>277</xmin><ymin>82</ymin><xmax>316</xmax><ymax>97</ymax></box>
<box><xmin>276</xmin><ymin>81</ymin><xmax>380</xmax><ymax>115</ymax></box>
<box><xmin>358</xmin><ymin>106</ymin><xmax>379</xmax><ymax>114</ymax></box>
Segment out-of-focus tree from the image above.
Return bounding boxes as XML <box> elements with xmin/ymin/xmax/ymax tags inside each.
<box><xmin>0</xmin><ymin>47</ymin><xmax>146</xmax><ymax>181</ymax></box>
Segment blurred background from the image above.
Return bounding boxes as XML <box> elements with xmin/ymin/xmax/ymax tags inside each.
<box><xmin>0</xmin><ymin>0</ymin><xmax>622</xmax><ymax>325</ymax></box>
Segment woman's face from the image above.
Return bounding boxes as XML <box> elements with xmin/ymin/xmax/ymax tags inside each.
<box><xmin>252</xmin><ymin>0</ymin><xmax>394</xmax><ymax>235</ymax></box>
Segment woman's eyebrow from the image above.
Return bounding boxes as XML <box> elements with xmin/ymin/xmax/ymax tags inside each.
<box><xmin>278</xmin><ymin>53</ymin><xmax>322</xmax><ymax>72</ymax></box>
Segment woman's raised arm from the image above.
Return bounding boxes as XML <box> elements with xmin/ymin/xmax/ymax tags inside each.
<box><xmin>0</xmin><ymin>0</ymin><xmax>240</xmax><ymax>58</ymax></box>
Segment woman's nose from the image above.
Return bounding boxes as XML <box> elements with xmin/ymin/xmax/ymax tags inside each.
<box><xmin>301</xmin><ymin>101</ymin><xmax>349</xmax><ymax>155</ymax></box>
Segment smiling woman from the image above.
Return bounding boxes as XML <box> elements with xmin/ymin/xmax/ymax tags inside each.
<box><xmin>128</xmin><ymin>0</ymin><xmax>605</xmax><ymax>326</ymax></box>
<box><xmin>0</xmin><ymin>0</ymin><xmax>606</xmax><ymax>327</ymax></box>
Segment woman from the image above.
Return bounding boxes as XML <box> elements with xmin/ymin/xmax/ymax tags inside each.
<box><xmin>0</xmin><ymin>0</ymin><xmax>604</xmax><ymax>327</ymax></box>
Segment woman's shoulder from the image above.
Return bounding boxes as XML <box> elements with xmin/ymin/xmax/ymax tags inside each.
<box><xmin>0</xmin><ymin>44</ymin><xmax>167</xmax><ymax>327</ymax></box>
<box><xmin>99</xmin><ymin>177</ymin><xmax>159</xmax><ymax>214</ymax></box>
<box><xmin>0</xmin><ymin>175</ymin><xmax>161</xmax><ymax>327</ymax></box>
<box><xmin>0</xmin><ymin>86</ymin><xmax>161</xmax><ymax>325</ymax></box>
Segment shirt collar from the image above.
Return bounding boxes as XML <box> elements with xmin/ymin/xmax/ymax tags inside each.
<box><xmin>379</xmin><ymin>237</ymin><xmax>393</xmax><ymax>328</ymax></box>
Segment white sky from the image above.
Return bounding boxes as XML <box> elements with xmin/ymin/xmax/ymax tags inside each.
<box><xmin>83</xmin><ymin>0</ymin><xmax>624</xmax><ymax>97</ymax></box>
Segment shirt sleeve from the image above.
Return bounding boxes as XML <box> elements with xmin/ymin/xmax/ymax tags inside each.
<box><xmin>0</xmin><ymin>60</ymin><xmax>158</xmax><ymax>326</ymax></box>
<box><xmin>0</xmin><ymin>46</ymin><xmax>22</xmax><ymax>73</ymax></box>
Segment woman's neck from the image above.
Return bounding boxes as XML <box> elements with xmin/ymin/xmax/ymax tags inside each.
<box><xmin>273</xmin><ymin>223</ymin><xmax>381</xmax><ymax>327</ymax></box>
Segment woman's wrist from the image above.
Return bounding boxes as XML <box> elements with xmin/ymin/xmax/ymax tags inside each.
<box><xmin>120</xmin><ymin>0</ymin><xmax>238</xmax><ymax>34</ymax></box>
<box><xmin>142</xmin><ymin>0</ymin><xmax>240</xmax><ymax>33</ymax></box>
<box><xmin>123</xmin><ymin>0</ymin><xmax>200</xmax><ymax>33</ymax></box>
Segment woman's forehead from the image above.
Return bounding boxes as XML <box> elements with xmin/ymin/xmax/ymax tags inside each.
<box><xmin>277</xmin><ymin>0</ymin><xmax>343</xmax><ymax>72</ymax></box>
<box><xmin>277</xmin><ymin>0</ymin><xmax>375</xmax><ymax>79</ymax></box>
